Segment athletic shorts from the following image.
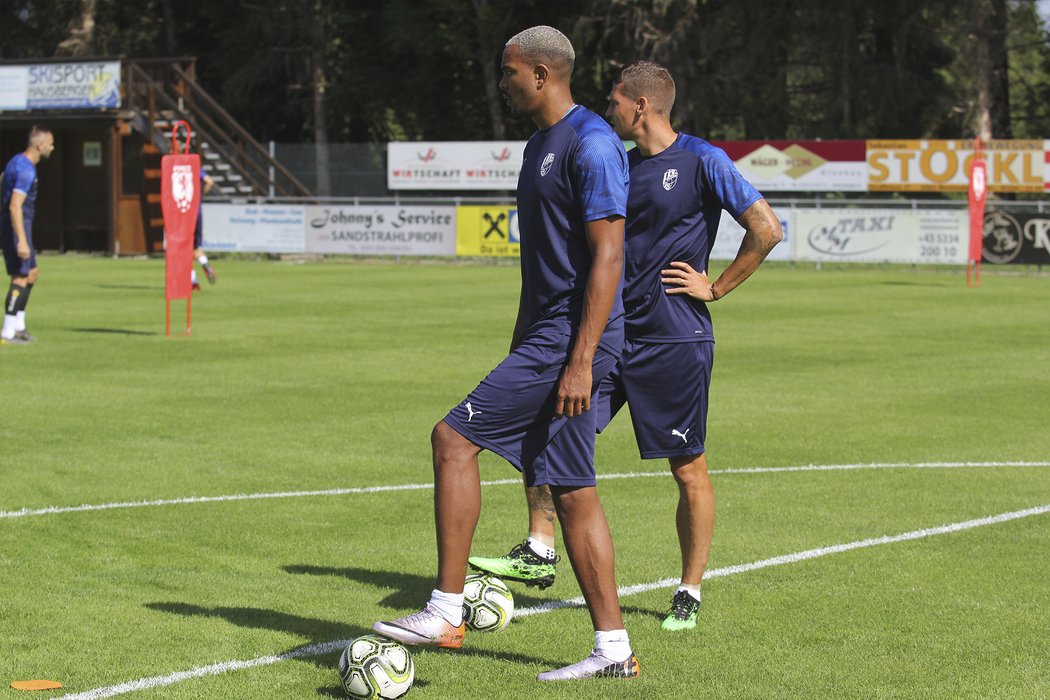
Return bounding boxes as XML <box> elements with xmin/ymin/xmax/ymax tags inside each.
<box><xmin>1</xmin><ymin>225</ymin><xmax>35</xmax><ymax>277</ymax></box>
<box><xmin>443</xmin><ymin>327</ymin><xmax>620</xmax><ymax>487</ymax></box>
<box><xmin>193</xmin><ymin>209</ymin><xmax>203</xmax><ymax>249</ymax></box>
<box><xmin>596</xmin><ymin>338</ymin><xmax>714</xmax><ymax>459</ymax></box>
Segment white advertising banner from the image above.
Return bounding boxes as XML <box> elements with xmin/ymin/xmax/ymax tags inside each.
<box><xmin>0</xmin><ymin>66</ymin><xmax>29</xmax><ymax>111</ymax></box>
<box><xmin>305</xmin><ymin>205</ymin><xmax>457</xmax><ymax>256</ymax></box>
<box><xmin>0</xmin><ymin>62</ymin><xmax>121</xmax><ymax>110</ymax></box>
<box><xmin>201</xmin><ymin>204</ymin><xmax>306</xmax><ymax>253</ymax></box>
<box><xmin>710</xmin><ymin>210</ymin><xmax>792</xmax><ymax>262</ymax></box>
<box><xmin>793</xmin><ymin>208</ymin><xmax>968</xmax><ymax>264</ymax></box>
<box><xmin>388</xmin><ymin>141</ymin><xmax>526</xmax><ymax>190</ymax></box>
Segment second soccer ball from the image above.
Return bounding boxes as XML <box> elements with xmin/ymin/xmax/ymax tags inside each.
<box><xmin>462</xmin><ymin>573</ymin><xmax>514</xmax><ymax>632</ymax></box>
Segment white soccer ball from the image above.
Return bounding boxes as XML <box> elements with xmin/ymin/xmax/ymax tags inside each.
<box><xmin>462</xmin><ymin>573</ymin><xmax>514</xmax><ymax>632</ymax></box>
<box><xmin>338</xmin><ymin>634</ymin><xmax>414</xmax><ymax>700</ymax></box>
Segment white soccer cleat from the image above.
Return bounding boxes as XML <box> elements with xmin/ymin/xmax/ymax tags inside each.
<box><xmin>372</xmin><ymin>605</ymin><xmax>465</xmax><ymax>649</ymax></box>
<box><xmin>537</xmin><ymin>650</ymin><xmax>640</xmax><ymax>681</ymax></box>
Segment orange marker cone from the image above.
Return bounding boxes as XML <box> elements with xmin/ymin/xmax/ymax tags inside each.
<box><xmin>10</xmin><ymin>680</ymin><xmax>64</xmax><ymax>691</ymax></box>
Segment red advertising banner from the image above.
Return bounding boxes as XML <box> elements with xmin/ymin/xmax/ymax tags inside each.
<box><xmin>161</xmin><ymin>122</ymin><xmax>199</xmax><ymax>333</ymax></box>
<box><xmin>967</xmin><ymin>139</ymin><xmax>987</xmax><ymax>287</ymax></box>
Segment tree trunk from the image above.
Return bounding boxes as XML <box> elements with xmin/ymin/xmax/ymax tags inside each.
<box><xmin>973</xmin><ymin>0</ymin><xmax>1012</xmax><ymax>139</ymax></box>
<box><xmin>160</xmin><ymin>0</ymin><xmax>179</xmax><ymax>55</ymax></box>
<box><xmin>472</xmin><ymin>0</ymin><xmax>507</xmax><ymax>140</ymax></box>
<box><xmin>312</xmin><ymin>0</ymin><xmax>331</xmax><ymax>197</ymax></box>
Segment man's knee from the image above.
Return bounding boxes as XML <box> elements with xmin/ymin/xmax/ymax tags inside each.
<box><xmin>26</xmin><ymin>268</ymin><xmax>38</xmax><ymax>285</ymax></box>
<box><xmin>549</xmin><ymin>484</ymin><xmax>597</xmax><ymax>518</ymax></box>
<box><xmin>670</xmin><ymin>454</ymin><xmax>708</xmax><ymax>488</ymax></box>
<box><xmin>431</xmin><ymin>420</ymin><xmax>478</xmax><ymax>467</ymax></box>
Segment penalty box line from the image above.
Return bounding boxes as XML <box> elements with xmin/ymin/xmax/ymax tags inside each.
<box><xmin>3</xmin><ymin>461</ymin><xmax>1049</xmax><ymax>520</ymax></box>
<box><xmin>54</xmin><ymin>501</ymin><xmax>1050</xmax><ymax>700</ymax></box>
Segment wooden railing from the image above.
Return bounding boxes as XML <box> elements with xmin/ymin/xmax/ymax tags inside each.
<box><xmin>122</xmin><ymin>58</ymin><xmax>311</xmax><ymax>198</ymax></box>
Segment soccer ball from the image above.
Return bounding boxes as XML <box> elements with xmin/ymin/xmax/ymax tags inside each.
<box><xmin>462</xmin><ymin>573</ymin><xmax>514</xmax><ymax>632</ymax></box>
<box><xmin>338</xmin><ymin>634</ymin><xmax>414</xmax><ymax>700</ymax></box>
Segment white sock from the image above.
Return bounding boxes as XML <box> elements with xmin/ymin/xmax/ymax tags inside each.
<box><xmin>677</xmin><ymin>584</ymin><xmax>702</xmax><ymax>603</ymax></box>
<box><xmin>15</xmin><ymin>310</ymin><xmax>25</xmax><ymax>332</ymax></box>
<box><xmin>191</xmin><ymin>269</ymin><xmax>198</xmax><ymax>285</ymax></box>
<box><xmin>197</xmin><ymin>254</ymin><xmax>209</xmax><ymax>266</ymax></box>
<box><xmin>526</xmin><ymin>536</ymin><xmax>556</xmax><ymax>561</ymax></box>
<box><xmin>594</xmin><ymin>629</ymin><xmax>632</xmax><ymax>660</ymax></box>
<box><xmin>1</xmin><ymin>314</ymin><xmax>16</xmax><ymax>340</ymax></box>
<box><xmin>428</xmin><ymin>589</ymin><xmax>464</xmax><ymax>626</ymax></box>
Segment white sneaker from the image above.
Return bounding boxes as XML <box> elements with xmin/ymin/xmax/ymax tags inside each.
<box><xmin>372</xmin><ymin>605</ymin><xmax>465</xmax><ymax>649</ymax></box>
<box><xmin>537</xmin><ymin>650</ymin><xmax>640</xmax><ymax>681</ymax></box>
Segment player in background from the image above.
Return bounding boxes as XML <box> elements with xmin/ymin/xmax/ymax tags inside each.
<box><xmin>1</xmin><ymin>126</ymin><xmax>54</xmax><ymax>345</ymax></box>
<box><xmin>373</xmin><ymin>26</ymin><xmax>640</xmax><ymax>681</ymax></box>
<box><xmin>469</xmin><ymin>61</ymin><xmax>783</xmax><ymax>631</ymax></box>
<box><xmin>191</xmin><ymin>168</ymin><xmax>217</xmax><ymax>290</ymax></box>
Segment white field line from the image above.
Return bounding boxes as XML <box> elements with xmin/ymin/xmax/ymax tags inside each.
<box><xmin>54</xmin><ymin>500</ymin><xmax>1050</xmax><ymax>700</ymax></box>
<box><xmin>2</xmin><ymin>461</ymin><xmax>1048</xmax><ymax>521</ymax></box>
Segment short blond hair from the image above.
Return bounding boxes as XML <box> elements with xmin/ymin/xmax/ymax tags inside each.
<box><xmin>506</xmin><ymin>25</ymin><xmax>575</xmax><ymax>77</ymax></box>
<box><xmin>616</xmin><ymin>61</ymin><xmax>675</xmax><ymax>115</ymax></box>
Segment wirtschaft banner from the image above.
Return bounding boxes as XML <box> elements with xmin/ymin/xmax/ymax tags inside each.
<box><xmin>0</xmin><ymin>61</ymin><xmax>121</xmax><ymax>111</ymax></box>
<box><xmin>387</xmin><ymin>142</ymin><xmax>525</xmax><ymax>190</ymax></box>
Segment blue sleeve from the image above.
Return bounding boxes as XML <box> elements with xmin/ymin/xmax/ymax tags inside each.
<box><xmin>701</xmin><ymin>147</ymin><xmax>762</xmax><ymax>219</ymax></box>
<box><xmin>12</xmin><ymin>164</ymin><xmax>35</xmax><ymax>195</ymax></box>
<box><xmin>575</xmin><ymin>134</ymin><xmax>629</xmax><ymax>222</ymax></box>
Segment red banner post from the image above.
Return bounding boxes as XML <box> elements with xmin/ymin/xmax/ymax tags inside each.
<box><xmin>161</xmin><ymin>121</ymin><xmax>200</xmax><ymax>334</ymax></box>
<box><xmin>967</xmin><ymin>137</ymin><xmax>987</xmax><ymax>288</ymax></box>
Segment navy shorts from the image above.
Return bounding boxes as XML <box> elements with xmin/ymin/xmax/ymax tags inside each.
<box><xmin>444</xmin><ymin>327</ymin><xmax>620</xmax><ymax>487</ymax></box>
<box><xmin>1</xmin><ymin>227</ymin><xmax>35</xmax><ymax>277</ymax></box>
<box><xmin>597</xmin><ymin>339</ymin><xmax>714</xmax><ymax>459</ymax></box>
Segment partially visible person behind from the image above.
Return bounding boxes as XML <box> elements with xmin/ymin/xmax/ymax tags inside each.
<box><xmin>191</xmin><ymin>168</ymin><xmax>217</xmax><ymax>290</ymax></box>
<box><xmin>1</xmin><ymin>126</ymin><xmax>54</xmax><ymax>346</ymax></box>
<box><xmin>469</xmin><ymin>61</ymin><xmax>783</xmax><ymax>632</ymax></box>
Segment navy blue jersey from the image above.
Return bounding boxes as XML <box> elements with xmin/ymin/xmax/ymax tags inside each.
<box><xmin>624</xmin><ymin>133</ymin><xmax>762</xmax><ymax>343</ymax></box>
<box><xmin>1</xmin><ymin>153</ymin><xmax>38</xmax><ymax>236</ymax></box>
<box><xmin>516</xmin><ymin>105</ymin><xmax>629</xmax><ymax>352</ymax></box>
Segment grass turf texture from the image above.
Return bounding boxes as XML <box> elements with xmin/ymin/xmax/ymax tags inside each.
<box><xmin>1</xmin><ymin>256</ymin><xmax>1048</xmax><ymax>699</ymax></box>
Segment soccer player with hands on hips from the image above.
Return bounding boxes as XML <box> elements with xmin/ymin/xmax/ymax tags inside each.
<box><xmin>373</xmin><ymin>25</ymin><xmax>640</xmax><ymax>681</ymax></box>
<box><xmin>1</xmin><ymin>126</ymin><xmax>54</xmax><ymax>346</ymax></box>
<box><xmin>469</xmin><ymin>61</ymin><xmax>783</xmax><ymax>631</ymax></box>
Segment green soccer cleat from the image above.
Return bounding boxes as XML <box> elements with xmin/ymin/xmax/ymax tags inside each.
<box><xmin>661</xmin><ymin>589</ymin><xmax>701</xmax><ymax>631</ymax></box>
<box><xmin>468</xmin><ymin>541</ymin><xmax>558</xmax><ymax>590</ymax></box>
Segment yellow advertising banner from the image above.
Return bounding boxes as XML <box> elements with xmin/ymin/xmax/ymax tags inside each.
<box><xmin>867</xmin><ymin>140</ymin><xmax>1044</xmax><ymax>193</ymax></box>
<box><xmin>456</xmin><ymin>205</ymin><xmax>520</xmax><ymax>257</ymax></box>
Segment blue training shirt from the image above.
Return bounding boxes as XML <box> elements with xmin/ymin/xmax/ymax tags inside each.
<box><xmin>516</xmin><ymin>105</ymin><xmax>630</xmax><ymax>352</ymax></box>
<box><xmin>624</xmin><ymin>133</ymin><xmax>762</xmax><ymax>343</ymax></box>
<box><xmin>1</xmin><ymin>153</ymin><xmax>39</xmax><ymax>238</ymax></box>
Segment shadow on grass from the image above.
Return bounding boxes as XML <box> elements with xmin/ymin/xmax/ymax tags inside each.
<box><xmin>283</xmin><ymin>564</ymin><xmax>551</xmax><ymax>609</ymax></box>
<box><xmin>71</xmin><ymin>327</ymin><xmax>158</xmax><ymax>335</ymax></box>
<box><xmin>145</xmin><ymin>599</ymin><xmax>559</xmax><ymax>690</ymax></box>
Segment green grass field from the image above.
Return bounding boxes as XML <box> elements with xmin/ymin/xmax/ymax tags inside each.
<box><xmin>2</xmin><ymin>256</ymin><xmax>1048</xmax><ymax>699</ymax></box>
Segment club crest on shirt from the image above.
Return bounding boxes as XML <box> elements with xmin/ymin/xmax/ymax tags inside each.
<box><xmin>662</xmin><ymin>168</ymin><xmax>679</xmax><ymax>191</ymax></box>
<box><xmin>540</xmin><ymin>153</ymin><xmax>556</xmax><ymax>177</ymax></box>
